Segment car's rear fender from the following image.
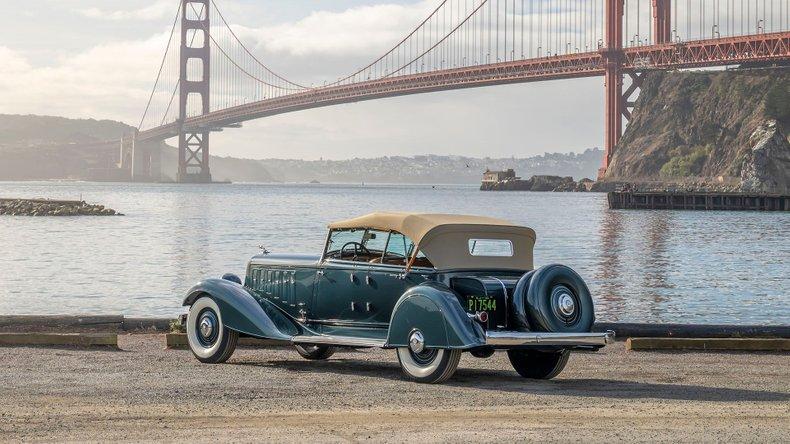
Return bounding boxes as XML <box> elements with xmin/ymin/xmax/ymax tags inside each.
<box><xmin>183</xmin><ymin>278</ymin><xmax>299</xmax><ymax>340</ymax></box>
<box><xmin>386</xmin><ymin>282</ymin><xmax>486</xmax><ymax>349</ymax></box>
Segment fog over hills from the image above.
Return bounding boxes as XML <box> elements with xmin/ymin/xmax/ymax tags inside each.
<box><xmin>0</xmin><ymin>114</ymin><xmax>602</xmax><ymax>183</ymax></box>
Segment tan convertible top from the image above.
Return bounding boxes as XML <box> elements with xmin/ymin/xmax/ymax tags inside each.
<box><xmin>328</xmin><ymin>212</ymin><xmax>536</xmax><ymax>270</ymax></box>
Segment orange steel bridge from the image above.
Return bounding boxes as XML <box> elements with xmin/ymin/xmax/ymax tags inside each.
<box><xmin>136</xmin><ymin>0</ymin><xmax>790</xmax><ymax>182</ymax></box>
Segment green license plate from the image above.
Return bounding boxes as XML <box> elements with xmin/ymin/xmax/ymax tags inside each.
<box><xmin>467</xmin><ymin>296</ymin><xmax>496</xmax><ymax>312</ymax></box>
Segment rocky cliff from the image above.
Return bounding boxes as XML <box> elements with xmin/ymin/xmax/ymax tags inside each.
<box><xmin>605</xmin><ymin>68</ymin><xmax>790</xmax><ymax>194</ymax></box>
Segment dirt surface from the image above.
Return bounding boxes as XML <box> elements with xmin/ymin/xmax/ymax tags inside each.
<box><xmin>0</xmin><ymin>335</ymin><xmax>788</xmax><ymax>443</ymax></box>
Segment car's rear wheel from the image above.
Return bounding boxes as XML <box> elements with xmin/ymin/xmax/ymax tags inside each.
<box><xmin>294</xmin><ymin>344</ymin><xmax>336</xmax><ymax>360</ymax></box>
<box><xmin>507</xmin><ymin>349</ymin><xmax>570</xmax><ymax>379</ymax></box>
<box><xmin>186</xmin><ymin>296</ymin><xmax>238</xmax><ymax>364</ymax></box>
<box><xmin>396</xmin><ymin>347</ymin><xmax>461</xmax><ymax>383</ymax></box>
<box><xmin>396</xmin><ymin>330</ymin><xmax>461</xmax><ymax>383</ymax></box>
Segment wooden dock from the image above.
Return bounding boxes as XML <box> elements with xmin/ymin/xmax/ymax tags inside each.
<box><xmin>608</xmin><ymin>191</ymin><xmax>789</xmax><ymax>211</ymax></box>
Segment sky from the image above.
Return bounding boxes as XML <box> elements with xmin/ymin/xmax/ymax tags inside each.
<box><xmin>0</xmin><ymin>0</ymin><xmax>609</xmax><ymax>160</ymax></box>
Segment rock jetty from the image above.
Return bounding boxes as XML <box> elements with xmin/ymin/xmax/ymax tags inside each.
<box><xmin>480</xmin><ymin>175</ymin><xmax>595</xmax><ymax>192</ymax></box>
<box><xmin>0</xmin><ymin>199</ymin><xmax>123</xmax><ymax>216</ymax></box>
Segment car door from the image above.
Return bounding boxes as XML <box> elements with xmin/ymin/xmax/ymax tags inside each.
<box><xmin>364</xmin><ymin>231</ymin><xmax>430</xmax><ymax>325</ymax></box>
<box><xmin>312</xmin><ymin>228</ymin><xmax>374</xmax><ymax>325</ymax></box>
<box><xmin>314</xmin><ymin>259</ymin><xmax>370</xmax><ymax>323</ymax></box>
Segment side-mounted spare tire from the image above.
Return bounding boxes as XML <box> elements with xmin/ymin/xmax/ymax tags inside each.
<box><xmin>512</xmin><ymin>264</ymin><xmax>594</xmax><ymax>333</ymax></box>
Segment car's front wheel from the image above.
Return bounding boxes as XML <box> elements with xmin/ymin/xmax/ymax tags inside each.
<box><xmin>507</xmin><ymin>349</ymin><xmax>570</xmax><ymax>379</ymax></box>
<box><xmin>186</xmin><ymin>296</ymin><xmax>239</xmax><ymax>364</ymax></box>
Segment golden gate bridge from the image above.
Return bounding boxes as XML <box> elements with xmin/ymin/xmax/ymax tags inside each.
<box><xmin>132</xmin><ymin>0</ymin><xmax>790</xmax><ymax>183</ymax></box>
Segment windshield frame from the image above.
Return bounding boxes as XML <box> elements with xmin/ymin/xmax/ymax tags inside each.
<box><xmin>321</xmin><ymin>228</ymin><xmax>433</xmax><ymax>270</ymax></box>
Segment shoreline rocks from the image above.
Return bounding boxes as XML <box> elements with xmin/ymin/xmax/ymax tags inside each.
<box><xmin>480</xmin><ymin>175</ymin><xmax>596</xmax><ymax>192</ymax></box>
<box><xmin>0</xmin><ymin>199</ymin><xmax>123</xmax><ymax>216</ymax></box>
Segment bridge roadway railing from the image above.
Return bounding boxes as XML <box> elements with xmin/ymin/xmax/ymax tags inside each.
<box><xmin>623</xmin><ymin>31</ymin><xmax>790</xmax><ymax>70</ymax></box>
<box><xmin>137</xmin><ymin>31</ymin><xmax>790</xmax><ymax>143</ymax></box>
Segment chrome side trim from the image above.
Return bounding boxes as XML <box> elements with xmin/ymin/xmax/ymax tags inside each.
<box><xmin>291</xmin><ymin>334</ymin><xmax>387</xmax><ymax>348</ymax></box>
<box><xmin>305</xmin><ymin>319</ymin><xmax>389</xmax><ymax>328</ymax></box>
<box><xmin>486</xmin><ymin>330</ymin><xmax>615</xmax><ymax>347</ymax></box>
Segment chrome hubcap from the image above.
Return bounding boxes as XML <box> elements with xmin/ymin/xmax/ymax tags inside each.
<box><xmin>558</xmin><ymin>293</ymin><xmax>575</xmax><ymax>317</ymax></box>
<box><xmin>408</xmin><ymin>330</ymin><xmax>425</xmax><ymax>353</ymax></box>
<box><xmin>196</xmin><ymin>310</ymin><xmax>219</xmax><ymax>346</ymax></box>
<box><xmin>551</xmin><ymin>285</ymin><xmax>580</xmax><ymax>325</ymax></box>
<box><xmin>199</xmin><ymin>316</ymin><xmax>214</xmax><ymax>338</ymax></box>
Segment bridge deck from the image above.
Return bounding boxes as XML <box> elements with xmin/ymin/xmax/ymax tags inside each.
<box><xmin>138</xmin><ymin>32</ymin><xmax>790</xmax><ymax>142</ymax></box>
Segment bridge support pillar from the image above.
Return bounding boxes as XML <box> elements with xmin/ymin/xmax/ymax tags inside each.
<box><xmin>600</xmin><ymin>0</ymin><xmax>625</xmax><ymax>179</ymax></box>
<box><xmin>131</xmin><ymin>135</ymin><xmax>163</xmax><ymax>182</ymax></box>
<box><xmin>652</xmin><ymin>0</ymin><xmax>673</xmax><ymax>44</ymax></box>
<box><xmin>177</xmin><ymin>0</ymin><xmax>211</xmax><ymax>183</ymax></box>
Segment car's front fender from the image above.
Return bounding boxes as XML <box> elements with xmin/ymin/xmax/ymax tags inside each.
<box><xmin>183</xmin><ymin>278</ymin><xmax>299</xmax><ymax>340</ymax></box>
<box><xmin>386</xmin><ymin>282</ymin><xmax>485</xmax><ymax>349</ymax></box>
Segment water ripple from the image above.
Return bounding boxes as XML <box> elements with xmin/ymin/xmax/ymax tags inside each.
<box><xmin>0</xmin><ymin>181</ymin><xmax>787</xmax><ymax>324</ymax></box>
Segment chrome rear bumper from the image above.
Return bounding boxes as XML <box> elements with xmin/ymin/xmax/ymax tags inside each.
<box><xmin>485</xmin><ymin>330</ymin><xmax>615</xmax><ymax>347</ymax></box>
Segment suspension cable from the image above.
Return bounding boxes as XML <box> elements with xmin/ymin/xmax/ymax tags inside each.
<box><xmin>384</xmin><ymin>0</ymin><xmax>489</xmax><ymax>79</ymax></box>
<box><xmin>326</xmin><ymin>0</ymin><xmax>453</xmax><ymax>87</ymax></box>
<box><xmin>186</xmin><ymin>2</ymin><xmax>305</xmax><ymax>92</ymax></box>
<box><xmin>209</xmin><ymin>0</ymin><xmax>308</xmax><ymax>89</ymax></box>
<box><xmin>138</xmin><ymin>1</ymin><xmax>181</xmax><ymax>129</ymax></box>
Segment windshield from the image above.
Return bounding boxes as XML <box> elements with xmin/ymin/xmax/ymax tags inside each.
<box><xmin>324</xmin><ymin>228</ymin><xmax>433</xmax><ymax>268</ymax></box>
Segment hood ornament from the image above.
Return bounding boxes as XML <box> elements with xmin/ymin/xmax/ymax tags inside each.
<box><xmin>258</xmin><ymin>245</ymin><xmax>270</xmax><ymax>255</ymax></box>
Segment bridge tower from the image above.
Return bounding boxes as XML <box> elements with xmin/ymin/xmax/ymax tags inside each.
<box><xmin>600</xmin><ymin>0</ymin><xmax>672</xmax><ymax>179</ymax></box>
<box><xmin>178</xmin><ymin>0</ymin><xmax>211</xmax><ymax>183</ymax></box>
<box><xmin>600</xmin><ymin>0</ymin><xmax>625</xmax><ymax>179</ymax></box>
<box><xmin>652</xmin><ymin>0</ymin><xmax>673</xmax><ymax>44</ymax></box>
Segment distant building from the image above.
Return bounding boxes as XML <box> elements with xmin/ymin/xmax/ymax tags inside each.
<box><xmin>482</xmin><ymin>168</ymin><xmax>518</xmax><ymax>183</ymax></box>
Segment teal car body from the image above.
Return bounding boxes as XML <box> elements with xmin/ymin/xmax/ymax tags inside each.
<box><xmin>183</xmin><ymin>212</ymin><xmax>614</xmax><ymax>382</ymax></box>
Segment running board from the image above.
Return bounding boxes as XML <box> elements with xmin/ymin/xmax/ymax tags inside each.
<box><xmin>291</xmin><ymin>335</ymin><xmax>387</xmax><ymax>348</ymax></box>
<box><xmin>290</xmin><ymin>330</ymin><xmax>615</xmax><ymax>349</ymax></box>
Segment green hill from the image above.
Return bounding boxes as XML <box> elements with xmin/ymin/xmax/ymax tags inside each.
<box><xmin>0</xmin><ymin>114</ymin><xmax>133</xmax><ymax>147</ymax></box>
<box><xmin>605</xmin><ymin>67</ymin><xmax>790</xmax><ymax>193</ymax></box>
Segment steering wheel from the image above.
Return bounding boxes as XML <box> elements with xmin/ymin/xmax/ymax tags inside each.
<box><xmin>340</xmin><ymin>241</ymin><xmax>372</xmax><ymax>260</ymax></box>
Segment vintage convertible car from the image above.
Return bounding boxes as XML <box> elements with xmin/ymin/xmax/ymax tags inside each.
<box><xmin>183</xmin><ymin>212</ymin><xmax>614</xmax><ymax>383</ymax></box>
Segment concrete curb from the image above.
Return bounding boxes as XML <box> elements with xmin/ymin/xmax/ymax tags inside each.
<box><xmin>165</xmin><ymin>333</ymin><xmax>286</xmax><ymax>349</ymax></box>
<box><xmin>0</xmin><ymin>315</ymin><xmax>124</xmax><ymax>333</ymax></box>
<box><xmin>594</xmin><ymin>322</ymin><xmax>790</xmax><ymax>339</ymax></box>
<box><xmin>0</xmin><ymin>316</ymin><xmax>172</xmax><ymax>333</ymax></box>
<box><xmin>0</xmin><ymin>333</ymin><xmax>118</xmax><ymax>348</ymax></box>
<box><xmin>626</xmin><ymin>337</ymin><xmax>790</xmax><ymax>352</ymax></box>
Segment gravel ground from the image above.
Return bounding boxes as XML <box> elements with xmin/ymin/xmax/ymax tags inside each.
<box><xmin>0</xmin><ymin>335</ymin><xmax>788</xmax><ymax>443</ymax></box>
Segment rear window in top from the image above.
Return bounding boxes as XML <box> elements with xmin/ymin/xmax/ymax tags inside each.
<box><xmin>468</xmin><ymin>239</ymin><xmax>514</xmax><ymax>257</ymax></box>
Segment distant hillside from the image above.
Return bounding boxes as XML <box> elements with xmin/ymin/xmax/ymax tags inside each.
<box><xmin>605</xmin><ymin>68</ymin><xmax>790</xmax><ymax>193</ymax></box>
<box><xmin>0</xmin><ymin>114</ymin><xmax>276</xmax><ymax>182</ymax></box>
<box><xmin>0</xmin><ymin>115</ymin><xmax>133</xmax><ymax>147</ymax></box>
<box><xmin>258</xmin><ymin>150</ymin><xmax>602</xmax><ymax>183</ymax></box>
<box><xmin>0</xmin><ymin>115</ymin><xmax>129</xmax><ymax>181</ymax></box>
<box><xmin>0</xmin><ymin>113</ymin><xmax>602</xmax><ymax>183</ymax></box>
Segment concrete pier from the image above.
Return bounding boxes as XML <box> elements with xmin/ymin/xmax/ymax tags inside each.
<box><xmin>608</xmin><ymin>191</ymin><xmax>790</xmax><ymax>211</ymax></box>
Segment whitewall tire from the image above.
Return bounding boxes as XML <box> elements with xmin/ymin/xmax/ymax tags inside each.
<box><xmin>186</xmin><ymin>296</ymin><xmax>239</xmax><ymax>364</ymax></box>
<box><xmin>396</xmin><ymin>347</ymin><xmax>462</xmax><ymax>383</ymax></box>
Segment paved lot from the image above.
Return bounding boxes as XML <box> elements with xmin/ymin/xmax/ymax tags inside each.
<box><xmin>1</xmin><ymin>335</ymin><xmax>788</xmax><ymax>442</ymax></box>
